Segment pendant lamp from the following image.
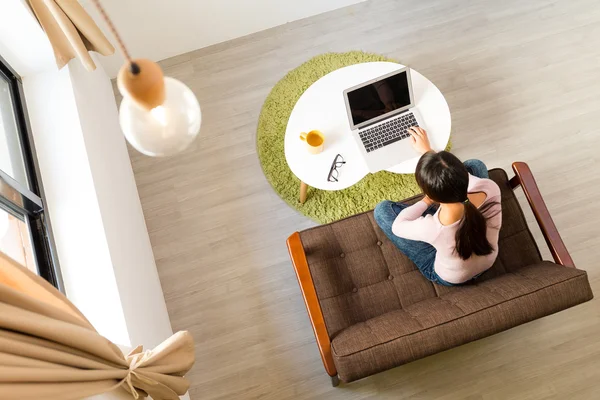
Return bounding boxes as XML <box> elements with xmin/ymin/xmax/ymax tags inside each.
<box><xmin>91</xmin><ymin>0</ymin><xmax>201</xmax><ymax>157</ymax></box>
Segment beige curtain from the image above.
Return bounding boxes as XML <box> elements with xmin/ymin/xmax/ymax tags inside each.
<box><xmin>26</xmin><ymin>0</ymin><xmax>115</xmax><ymax>71</ymax></box>
<box><xmin>0</xmin><ymin>250</ymin><xmax>195</xmax><ymax>400</ymax></box>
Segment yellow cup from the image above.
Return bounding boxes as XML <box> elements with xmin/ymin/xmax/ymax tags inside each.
<box><xmin>300</xmin><ymin>130</ymin><xmax>325</xmax><ymax>155</ymax></box>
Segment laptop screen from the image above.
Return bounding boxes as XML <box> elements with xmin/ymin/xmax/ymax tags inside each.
<box><xmin>346</xmin><ymin>70</ymin><xmax>412</xmax><ymax>127</ymax></box>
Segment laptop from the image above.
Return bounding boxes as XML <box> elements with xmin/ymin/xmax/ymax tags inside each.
<box><xmin>343</xmin><ymin>67</ymin><xmax>425</xmax><ymax>173</ymax></box>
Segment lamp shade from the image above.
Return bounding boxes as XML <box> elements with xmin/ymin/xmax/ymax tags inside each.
<box><xmin>117</xmin><ymin>59</ymin><xmax>201</xmax><ymax>157</ymax></box>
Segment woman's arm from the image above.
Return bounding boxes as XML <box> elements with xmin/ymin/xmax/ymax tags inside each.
<box><xmin>391</xmin><ymin>200</ymin><xmax>435</xmax><ymax>242</ymax></box>
<box><xmin>395</xmin><ymin>200</ymin><xmax>429</xmax><ymax>222</ymax></box>
<box><xmin>391</xmin><ymin>128</ymin><xmax>436</xmax><ymax>241</ymax></box>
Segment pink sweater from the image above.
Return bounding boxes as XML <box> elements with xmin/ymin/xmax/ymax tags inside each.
<box><xmin>392</xmin><ymin>175</ymin><xmax>502</xmax><ymax>284</ymax></box>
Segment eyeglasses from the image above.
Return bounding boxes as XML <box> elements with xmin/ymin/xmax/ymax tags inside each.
<box><xmin>327</xmin><ymin>154</ymin><xmax>346</xmax><ymax>182</ymax></box>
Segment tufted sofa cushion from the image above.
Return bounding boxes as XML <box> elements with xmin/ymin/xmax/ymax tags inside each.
<box><xmin>298</xmin><ymin>169</ymin><xmax>593</xmax><ymax>382</ymax></box>
<box><xmin>330</xmin><ymin>261</ymin><xmax>591</xmax><ymax>382</ymax></box>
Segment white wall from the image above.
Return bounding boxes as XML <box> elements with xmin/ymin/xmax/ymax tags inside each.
<box><xmin>22</xmin><ymin>57</ymin><xmax>174</xmax><ymax>349</ymax></box>
<box><xmin>1</xmin><ymin>0</ymin><xmax>174</xmax><ymax>351</ymax></box>
<box><xmin>82</xmin><ymin>0</ymin><xmax>364</xmax><ymax>77</ymax></box>
<box><xmin>23</xmin><ymin>68</ymin><xmax>131</xmax><ymax>346</ymax></box>
<box><xmin>0</xmin><ymin>0</ymin><xmax>56</xmax><ymax>76</ymax></box>
<box><xmin>68</xmin><ymin>57</ymin><xmax>173</xmax><ymax>348</ymax></box>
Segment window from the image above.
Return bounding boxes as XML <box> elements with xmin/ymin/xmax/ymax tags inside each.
<box><xmin>0</xmin><ymin>55</ymin><xmax>61</xmax><ymax>289</ymax></box>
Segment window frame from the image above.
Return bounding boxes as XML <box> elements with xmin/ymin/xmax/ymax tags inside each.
<box><xmin>0</xmin><ymin>54</ymin><xmax>63</xmax><ymax>290</ymax></box>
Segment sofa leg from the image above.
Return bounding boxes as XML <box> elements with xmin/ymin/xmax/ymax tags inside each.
<box><xmin>330</xmin><ymin>375</ymin><xmax>340</xmax><ymax>387</ymax></box>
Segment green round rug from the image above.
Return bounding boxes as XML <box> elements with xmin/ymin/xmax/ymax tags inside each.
<box><xmin>257</xmin><ymin>51</ymin><xmax>448</xmax><ymax>224</ymax></box>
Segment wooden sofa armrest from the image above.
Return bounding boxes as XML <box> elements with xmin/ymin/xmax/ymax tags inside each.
<box><xmin>510</xmin><ymin>162</ymin><xmax>575</xmax><ymax>267</ymax></box>
<box><xmin>286</xmin><ymin>232</ymin><xmax>337</xmax><ymax>378</ymax></box>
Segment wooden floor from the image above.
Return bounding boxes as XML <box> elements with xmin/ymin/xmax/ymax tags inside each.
<box><xmin>123</xmin><ymin>0</ymin><xmax>600</xmax><ymax>398</ymax></box>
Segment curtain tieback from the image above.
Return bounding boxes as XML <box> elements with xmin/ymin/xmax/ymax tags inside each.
<box><xmin>123</xmin><ymin>345</ymin><xmax>156</xmax><ymax>399</ymax></box>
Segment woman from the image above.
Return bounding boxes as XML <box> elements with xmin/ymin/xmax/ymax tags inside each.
<box><xmin>374</xmin><ymin>127</ymin><xmax>502</xmax><ymax>286</ymax></box>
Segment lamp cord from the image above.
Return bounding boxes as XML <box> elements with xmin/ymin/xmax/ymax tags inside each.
<box><xmin>89</xmin><ymin>0</ymin><xmax>137</xmax><ymax>71</ymax></box>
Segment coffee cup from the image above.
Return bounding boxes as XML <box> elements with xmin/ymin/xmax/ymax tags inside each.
<box><xmin>300</xmin><ymin>130</ymin><xmax>325</xmax><ymax>155</ymax></box>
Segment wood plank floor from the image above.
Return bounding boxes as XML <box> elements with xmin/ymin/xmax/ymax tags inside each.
<box><xmin>122</xmin><ymin>0</ymin><xmax>600</xmax><ymax>398</ymax></box>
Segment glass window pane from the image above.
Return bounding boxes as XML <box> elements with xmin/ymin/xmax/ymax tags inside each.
<box><xmin>0</xmin><ymin>76</ymin><xmax>29</xmax><ymax>187</ymax></box>
<box><xmin>0</xmin><ymin>207</ymin><xmax>37</xmax><ymax>274</ymax></box>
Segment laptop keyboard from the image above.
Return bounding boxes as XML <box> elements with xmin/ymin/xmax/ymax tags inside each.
<box><xmin>359</xmin><ymin>112</ymin><xmax>419</xmax><ymax>153</ymax></box>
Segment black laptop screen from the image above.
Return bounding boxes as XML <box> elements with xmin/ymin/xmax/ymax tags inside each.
<box><xmin>347</xmin><ymin>71</ymin><xmax>411</xmax><ymax>126</ymax></box>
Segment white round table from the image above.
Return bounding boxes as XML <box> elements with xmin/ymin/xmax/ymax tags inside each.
<box><xmin>284</xmin><ymin>62</ymin><xmax>451</xmax><ymax>203</ymax></box>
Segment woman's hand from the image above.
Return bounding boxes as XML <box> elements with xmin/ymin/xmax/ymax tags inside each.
<box><xmin>408</xmin><ymin>127</ymin><xmax>433</xmax><ymax>154</ymax></box>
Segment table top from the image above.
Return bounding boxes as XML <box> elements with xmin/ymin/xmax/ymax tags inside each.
<box><xmin>284</xmin><ymin>62</ymin><xmax>451</xmax><ymax>191</ymax></box>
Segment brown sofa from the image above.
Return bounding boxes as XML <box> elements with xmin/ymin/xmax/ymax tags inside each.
<box><xmin>287</xmin><ymin>162</ymin><xmax>593</xmax><ymax>386</ymax></box>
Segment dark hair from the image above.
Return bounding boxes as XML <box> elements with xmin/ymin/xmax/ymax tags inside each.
<box><xmin>415</xmin><ymin>151</ymin><xmax>498</xmax><ymax>260</ymax></box>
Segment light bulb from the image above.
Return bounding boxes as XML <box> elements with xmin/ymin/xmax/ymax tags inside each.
<box><xmin>119</xmin><ymin>77</ymin><xmax>201</xmax><ymax>157</ymax></box>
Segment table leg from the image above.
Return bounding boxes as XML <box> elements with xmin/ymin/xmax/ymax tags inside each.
<box><xmin>299</xmin><ymin>181</ymin><xmax>309</xmax><ymax>204</ymax></box>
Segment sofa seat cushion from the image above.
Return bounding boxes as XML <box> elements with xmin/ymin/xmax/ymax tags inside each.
<box><xmin>331</xmin><ymin>261</ymin><xmax>592</xmax><ymax>382</ymax></box>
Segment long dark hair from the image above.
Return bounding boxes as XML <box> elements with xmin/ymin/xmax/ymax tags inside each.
<box><xmin>415</xmin><ymin>151</ymin><xmax>498</xmax><ymax>260</ymax></box>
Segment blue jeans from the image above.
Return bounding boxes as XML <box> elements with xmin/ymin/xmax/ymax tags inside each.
<box><xmin>374</xmin><ymin>159</ymin><xmax>489</xmax><ymax>286</ymax></box>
